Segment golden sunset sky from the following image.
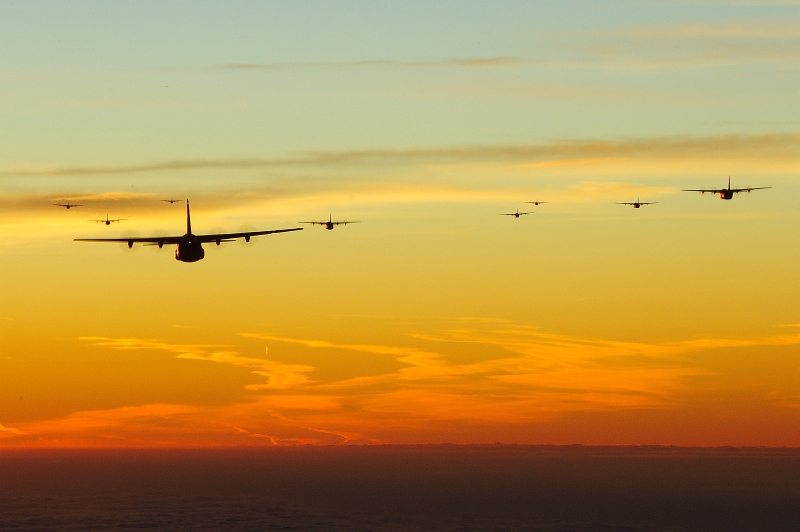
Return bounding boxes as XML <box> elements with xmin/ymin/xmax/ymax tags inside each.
<box><xmin>1</xmin><ymin>1</ymin><xmax>798</xmax><ymax>447</ymax></box>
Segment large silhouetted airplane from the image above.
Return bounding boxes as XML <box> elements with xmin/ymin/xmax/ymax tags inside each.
<box><xmin>617</xmin><ymin>198</ymin><xmax>657</xmax><ymax>209</ymax></box>
<box><xmin>683</xmin><ymin>177</ymin><xmax>771</xmax><ymax>200</ymax></box>
<box><xmin>75</xmin><ymin>201</ymin><xmax>302</xmax><ymax>262</ymax></box>
<box><xmin>300</xmin><ymin>214</ymin><xmax>359</xmax><ymax>230</ymax></box>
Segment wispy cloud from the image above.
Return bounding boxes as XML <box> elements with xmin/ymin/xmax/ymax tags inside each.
<box><xmin>215</xmin><ymin>57</ymin><xmax>525</xmax><ymax>71</ymax></box>
<box><xmin>0</xmin><ymin>423</ymin><xmax>24</xmax><ymax>435</ymax></box>
<box><xmin>81</xmin><ymin>337</ymin><xmax>314</xmax><ymax>389</ymax></box>
<box><xmin>570</xmin><ymin>20</ymin><xmax>800</xmax><ymax>68</ymax></box>
<box><xmin>5</xmin><ymin>325</ymin><xmax>800</xmax><ymax>447</ymax></box>
<box><xmin>2</xmin><ymin>134</ymin><xmax>796</xmax><ymax>178</ymax></box>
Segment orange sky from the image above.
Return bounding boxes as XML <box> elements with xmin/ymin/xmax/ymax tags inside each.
<box><xmin>1</xmin><ymin>3</ymin><xmax>799</xmax><ymax>447</ymax></box>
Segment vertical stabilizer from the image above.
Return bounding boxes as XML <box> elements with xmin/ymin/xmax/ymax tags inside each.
<box><xmin>186</xmin><ymin>200</ymin><xmax>192</xmax><ymax>235</ymax></box>
<box><xmin>728</xmin><ymin>176</ymin><xmax>731</xmax><ymax>190</ymax></box>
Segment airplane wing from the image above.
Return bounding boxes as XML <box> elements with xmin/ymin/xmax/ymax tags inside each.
<box><xmin>730</xmin><ymin>186</ymin><xmax>772</xmax><ymax>193</ymax></box>
<box><xmin>75</xmin><ymin>227</ymin><xmax>302</xmax><ymax>245</ymax></box>
<box><xmin>55</xmin><ymin>203</ymin><xmax>82</xmax><ymax>207</ymax></box>
<box><xmin>299</xmin><ymin>221</ymin><xmax>326</xmax><ymax>225</ymax></box>
<box><xmin>682</xmin><ymin>188</ymin><xmax>725</xmax><ymax>193</ymax></box>
<box><xmin>640</xmin><ymin>202</ymin><xmax>657</xmax><ymax>205</ymax></box>
<box><xmin>332</xmin><ymin>221</ymin><xmax>360</xmax><ymax>225</ymax></box>
<box><xmin>193</xmin><ymin>227</ymin><xmax>302</xmax><ymax>242</ymax></box>
<box><xmin>74</xmin><ymin>235</ymin><xmax>184</xmax><ymax>244</ymax></box>
<box><xmin>616</xmin><ymin>202</ymin><xmax>634</xmax><ymax>205</ymax></box>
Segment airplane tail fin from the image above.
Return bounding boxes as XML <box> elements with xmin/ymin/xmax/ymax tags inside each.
<box><xmin>186</xmin><ymin>200</ymin><xmax>192</xmax><ymax>235</ymax></box>
<box><xmin>728</xmin><ymin>176</ymin><xmax>731</xmax><ymax>190</ymax></box>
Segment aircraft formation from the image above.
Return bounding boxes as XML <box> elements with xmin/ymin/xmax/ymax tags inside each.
<box><xmin>502</xmin><ymin>177</ymin><xmax>770</xmax><ymax>218</ymax></box>
<box><xmin>54</xmin><ymin>176</ymin><xmax>769</xmax><ymax>262</ymax></box>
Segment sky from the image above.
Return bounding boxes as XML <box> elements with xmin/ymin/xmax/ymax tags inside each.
<box><xmin>0</xmin><ymin>1</ymin><xmax>798</xmax><ymax>447</ymax></box>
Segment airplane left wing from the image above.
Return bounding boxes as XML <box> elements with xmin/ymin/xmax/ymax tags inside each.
<box><xmin>730</xmin><ymin>187</ymin><xmax>772</xmax><ymax>193</ymax></box>
<box><xmin>194</xmin><ymin>227</ymin><xmax>303</xmax><ymax>242</ymax></box>
<box><xmin>74</xmin><ymin>236</ymin><xmax>184</xmax><ymax>244</ymax></box>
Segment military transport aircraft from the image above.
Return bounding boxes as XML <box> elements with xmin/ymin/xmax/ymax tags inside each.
<box><xmin>299</xmin><ymin>214</ymin><xmax>360</xmax><ymax>230</ymax></box>
<box><xmin>617</xmin><ymin>198</ymin><xmax>657</xmax><ymax>209</ymax></box>
<box><xmin>75</xmin><ymin>201</ymin><xmax>302</xmax><ymax>262</ymax></box>
<box><xmin>500</xmin><ymin>209</ymin><xmax>533</xmax><ymax>218</ymax></box>
<box><xmin>682</xmin><ymin>177</ymin><xmax>771</xmax><ymax>200</ymax></box>
<box><xmin>526</xmin><ymin>201</ymin><xmax>549</xmax><ymax>206</ymax></box>
<box><xmin>160</xmin><ymin>198</ymin><xmax>184</xmax><ymax>204</ymax></box>
<box><xmin>90</xmin><ymin>215</ymin><xmax>126</xmax><ymax>225</ymax></box>
<box><xmin>54</xmin><ymin>201</ymin><xmax>82</xmax><ymax>209</ymax></box>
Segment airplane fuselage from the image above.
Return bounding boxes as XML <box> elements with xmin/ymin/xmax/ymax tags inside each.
<box><xmin>326</xmin><ymin>222</ymin><xmax>334</xmax><ymax>230</ymax></box>
<box><xmin>175</xmin><ymin>235</ymin><xmax>205</xmax><ymax>262</ymax></box>
<box><xmin>721</xmin><ymin>190</ymin><xmax>734</xmax><ymax>200</ymax></box>
<box><xmin>633</xmin><ymin>203</ymin><xmax>641</xmax><ymax>208</ymax></box>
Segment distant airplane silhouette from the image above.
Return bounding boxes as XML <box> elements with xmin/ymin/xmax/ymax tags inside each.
<box><xmin>300</xmin><ymin>214</ymin><xmax>360</xmax><ymax>230</ymax></box>
<box><xmin>526</xmin><ymin>201</ymin><xmax>549</xmax><ymax>206</ymax></box>
<box><xmin>75</xmin><ymin>201</ymin><xmax>302</xmax><ymax>262</ymax></box>
<box><xmin>617</xmin><ymin>198</ymin><xmax>657</xmax><ymax>209</ymax></box>
<box><xmin>160</xmin><ymin>198</ymin><xmax>184</xmax><ymax>204</ymax></box>
<box><xmin>500</xmin><ymin>209</ymin><xmax>533</xmax><ymax>218</ymax></box>
<box><xmin>54</xmin><ymin>201</ymin><xmax>82</xmax><ymax>209</ymax></box>
<box><xmin>683</xmin><ymin>177</ymin><xmax>771</xmax><ymax>200</ymax></box>
<box><xmin>90</xmin><ymin>215</ymin><xmax>126</xmax><ymax>225</ymax></box>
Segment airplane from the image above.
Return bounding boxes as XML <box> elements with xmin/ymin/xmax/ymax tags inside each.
<box><xmin>682</xmin><ymin>177</ymin><xmax>771</xmax><ymax>200</ymax></box>
<box><xmin>90</xmin><ymin>215</ymin><xmax>126</xmax><ymax>225</ymax></box>
<box><xmin>75</xmin><ymin>200</ymin><xmax>302</xmax><ymax>262</ymax></box>
<box><xmin>526</xmin><ymin>201</ymin><xmax>549</xmax><ymax>206</ymax></box>
<box><xmin>160</xmin><ymin>198</ymin><xmax>184</xmax><ymax>204</ymax></box>
<box><xmin>500</xmin><ymin>209</ymin><xmax>533</xmax><ymax>218</ymax></box>
<box><xmin>617</xmin><ymin>198</ymin><xmax>657</xmax><ymax>209</ymax></box>
<box><xmin>299</xmin><ymin>214</ymin><xmax>360</xmax><ymax>230</ymax></box>
<box><xmin>54</xmin><ymin>201</ymin><xmax>82</xmax><ymax>209</ymax></box>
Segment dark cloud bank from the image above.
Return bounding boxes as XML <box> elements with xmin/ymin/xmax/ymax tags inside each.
<box><xmin>1</xmin><ymin>445</ymin><xmax>798</xmax><ymax>531</ymax></box>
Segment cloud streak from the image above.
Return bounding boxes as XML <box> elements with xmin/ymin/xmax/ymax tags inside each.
<box><xmin>215</xmin><ymin>57</ymin><xmax>525</xmax><ymax>71</ymax></box>
<box><xmin>3</xmin><ymin>324</ymin><xmax>799</xmax><ymax>447</ymax></box>
<box><xmin>0</xmin><ymin>423</ymin><xmax>24</xmax><ymax>436</ymax></box>
<box><xmin>572</xmin><ymin>20</ymin><xmax>800</xmax><ymax>68</ymax></box>
<box><xmin>81</xmin><ymin>337</ymin><xmax>314</xmax><ymax>390</ymax></box>
<box><xmin>2</xmin><ymin>134</ymin><xmax>796</xmax><ymax>178</ymax></box>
